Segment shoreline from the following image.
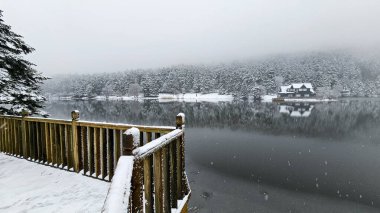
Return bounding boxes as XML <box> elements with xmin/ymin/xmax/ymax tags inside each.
<box><xmin>47</xmin><ymin>93</ymin><xmax>375</xmax><ymax>103</ymax></box>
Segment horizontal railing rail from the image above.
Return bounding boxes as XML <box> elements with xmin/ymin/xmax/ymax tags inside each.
<box><xmin>0</xmin><ymin>115</ymin><xmax>176</xmax><ymax>132</ymax></box>
<box><xmin>102</xmin><ymin>156</ymin><xmax>135</xmax><ymax>213</ymax></box>
<box><xmin>0</xmin><ymin>111</ymin><xmax>174</xmax><ymax>181</ymax></box>
<box><xmin>133</xmin><ymin>129</ymin><xmax>183</xmax><ymax>159</ymax></box>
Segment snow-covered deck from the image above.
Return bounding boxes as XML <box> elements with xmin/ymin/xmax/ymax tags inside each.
<box><xmin>0</xmin><ymin>153</ymin><xmax>110</xmax><ymax>212</ymax></box>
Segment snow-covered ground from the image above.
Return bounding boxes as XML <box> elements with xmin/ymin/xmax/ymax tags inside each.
<box><xmin>158</xmin><ymin>93</ymin><xmax>233</xmax><ymax>102</ymax></box>
<box><xmin>93</xmin><ymin>93</ymin><xmax>234</xmax><ymax>103</ymax></box>
<box><xmin>283</xmin><ymin>98</ymin><xmax>337</xmax><ymax>102</ymax></box>
<box><xmin>0</xmin><ymin>153</ymin><xmax>110</xmax><ymax>213</ymax></box>
<box><xmin>54</xmin><ymin>93</ymin><xmax>233</xmax><ymax>103</ymax></box>
<box><xmin>94</xmin><ymin>95</ymin><xmax>138</xmax><ymax>101</ymax></box>
<box><xmin>261</xmin><ymin>95</ymin><xmax>277</xmax><ymax>102</ymax></box>
<box><xmin>53</xmin><ymin>93</ymin><xmax>338</xmax><ymax>103</ymax></box>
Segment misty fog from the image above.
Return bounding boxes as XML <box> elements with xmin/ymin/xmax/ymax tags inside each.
<box><xmin>2</xmin><ymin>0</ymin><xmax>380</xmax><ymax>75</ymax></box>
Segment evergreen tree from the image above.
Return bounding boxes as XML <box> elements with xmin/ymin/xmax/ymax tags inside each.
<box><xmin>0</xmin><ymin>10</ymin><xmax>47</xmax><ymax>115</ymax></box>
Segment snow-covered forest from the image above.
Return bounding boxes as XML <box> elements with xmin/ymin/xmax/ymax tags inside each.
<box><xmin>43</xmin><ymin>51</ymin><xmax>380</xmax><ymax>98</ymax></box>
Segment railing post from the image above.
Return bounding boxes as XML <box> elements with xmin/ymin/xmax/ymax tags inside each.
<box><xmin>122</xmin><ymin>127</ymin><xmax>140</xmax><ymax>156</ymax></box>
<box><xmin>162</xmin><ymin>145</ymin><xmax>170</xmax><ymax>213</ymax></box>
<box><xmin>21</xmin><ymin>109</ymin><xmax>30</xmax><ymax>159</ymax></box>
<box><xmin>123</xmin><ymin>127</ymin><xmax>143</xmax><ymax>212</ymax></box>
<box><xmin>176</xmin><ymin>113</ymin><xmax>186</xmax><ymax>200</ymax></box>
<box><xmin>71</xmin><ymin>110</ymin><xmax>80</xmax><ymax>172</ymax></box>
<box><xmin>176</xmin><ymin>113</ymin><xmax>185</xmax><ymax>130</ymax></box>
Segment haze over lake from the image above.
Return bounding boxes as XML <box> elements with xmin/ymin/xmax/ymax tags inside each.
<box><xmin>2</xmin><ymin>1</ymin><xmax>380</xmax><ymax>212</ymax></box>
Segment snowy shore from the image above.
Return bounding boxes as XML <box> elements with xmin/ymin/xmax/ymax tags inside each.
<box><xmin>55</xmin><ymin>93</ymin><xmax>234</xmax><ymax>103</ymax></box>
<box><xmin>261</xmin><ymin>95</ymin><xmax>337</xmax><ymax>103</ymax></box>
<box><xmin>52</xmin><ymin>93</ymin><xmax>338</xmax><ymax>103</ymax></box>
<box><xmin>158</xmin><ymin>93</ymin><xmax>233</xmax><ymax>102</ymax></box>
<box><xmin>283</xmin><ymin>98</ymin><xmax>337</xmax><ymax>102</ymax></box>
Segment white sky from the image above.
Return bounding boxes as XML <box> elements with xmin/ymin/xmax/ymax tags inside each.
<box><xmin>2</xmin><ymin>0</ymin><xmax>380</xmax><ymax>75</ymax></box>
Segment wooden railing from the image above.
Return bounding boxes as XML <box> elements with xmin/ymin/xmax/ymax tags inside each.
<box><xmin>102</xmin><ymin>113</ymin><xmax>191</xmax><ymax>213</ymax></box>
<box><xmin>0</xmin><ymin>111</ymin><xmax>191</xmax><ymax>212</ymax></box>
<box><xmin>0</xmin><ymin>110</ymin><xmax>175</xmax><ymax>181</ymax></box>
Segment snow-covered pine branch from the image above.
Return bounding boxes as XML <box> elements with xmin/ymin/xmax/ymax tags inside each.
<box><xmin>0</xmin><ymin>10</ymin><xmax>47</xmax><ymax>115</ymax></box>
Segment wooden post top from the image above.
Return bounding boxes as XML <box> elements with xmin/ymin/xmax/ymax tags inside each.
<box><xmin>122</xmin><ymin>127</ymin><xmax>140</xmax><ymax>155</ymax></box>
<box><xmin>71</xmin><ymin>110</ymin><xmax>80</xmax><ymax>121</ymax></box>
<box><xmin>176</xmin><ymin>113</ymin><xmax>185</xmax><ymax>129</ymax></box>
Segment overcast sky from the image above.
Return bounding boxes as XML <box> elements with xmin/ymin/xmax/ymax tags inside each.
<box><xmin>2</xmin><ymin>0</ymin><xmax>380</xmax><ymax>75</ymax></box>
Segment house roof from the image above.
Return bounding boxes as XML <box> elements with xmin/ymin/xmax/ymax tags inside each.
<box><xmin>279</xmin><ymin>85</ymin><xmax>292</xmax><ymax>94</ymax></box>
<box><xmin>291</xmin><ymin>83</ymin><xmax>313</xmax><ymax>89</ymax></box>
<box><xmin>279</xmin><ymin>83</ymin><xmax>315</xmax><ymax>93</ymax></box>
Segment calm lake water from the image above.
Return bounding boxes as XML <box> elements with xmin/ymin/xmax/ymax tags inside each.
<box><xmin>44</xmin><ymin>98</ymin><xmax>380</xmax><ymax>213</ymax></box>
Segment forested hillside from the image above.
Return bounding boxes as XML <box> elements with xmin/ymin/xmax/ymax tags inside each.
<box><xmin>43</xmin><ymin>51</ymin><xmax>380</xmax><ymax>98</ymax></box>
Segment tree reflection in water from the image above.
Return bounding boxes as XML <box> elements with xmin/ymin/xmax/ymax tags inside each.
<box><xmin>45</xmin><ymin>99</ymin><xmax>380</xmax><ymax>140</ymax></box>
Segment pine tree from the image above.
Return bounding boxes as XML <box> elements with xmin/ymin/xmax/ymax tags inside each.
<box><xmin>0</xmin><ymin>10</ymin><xmax>47</xmax><ymax>115</ymax></box>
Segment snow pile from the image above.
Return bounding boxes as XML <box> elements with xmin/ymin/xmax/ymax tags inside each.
<box><xmin>102</xmin><ymin>156</ymin><xmax>134</xmax><ymax>213</ymax></box>
<box><xmin>261</xmin><ymin>95</ymin><xmax>278</xmax><ymax>102</ymax></box>
<box><xmin>0</xmin><ymin>153</ymin><xmax>109</xmax><ymax>212</ymax></box>
<box><xmin>158</xmin><ymin>93</ymin><xmax>233</xmax><ymax>103</ymax></box>
<box><xmin>94</xmin><ymin>95</ymin><xmax>143</xmax><ymax>101</ymax></box>
<box><xmin>125</xmin><ymin>127</ymin><xmax>140</xmax><ymax>147</ymax></box>
<box><xmin>54</xmin><ymin>93</ymin><xmax>234</xmax><ymax>103</ymax></box>
<box><xmin>283</xmin><ymin>98</ymin><xmax>337</xmax><ymax>102</ymax></box>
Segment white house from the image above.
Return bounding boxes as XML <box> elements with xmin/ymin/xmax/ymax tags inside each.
<box><xmin>278</xmin><ymin>83</ymin><xmax>316</xmax><ymax>98</ymax></box>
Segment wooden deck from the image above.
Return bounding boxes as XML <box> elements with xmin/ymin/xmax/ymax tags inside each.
<box><xmin>0</xmin><ymin>153</ymin><xmax>109</xmax><ymax>212</ymax></box>
<box><xmin>0</xmin><ymin>111</ymin><xmax>191</xmax><ymax>213</ymax></box>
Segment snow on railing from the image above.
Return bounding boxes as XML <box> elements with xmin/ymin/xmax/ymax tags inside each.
<box><xmin>132</xmin><ymin>129</ymin><xmax>183</xmax><ymax>159</ymax></box>
<box><xmin>102</xmin><ymin>156</ymin><xmax>134</xmax><ymax>213</ymax></box>
<box><xmin>101</xmin><ymin>113</ymin><xmax>190</xmax><ymax>213</ymax></box>
<box><xmin>0</xmin><ymin>114</ymin><xmax>176</xmax><ymax>132</ymax></box>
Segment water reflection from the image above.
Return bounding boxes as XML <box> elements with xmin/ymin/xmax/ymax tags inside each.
<box><xmin>279</xmin><ymin>102</ymin><xmax>314</xmax><ymax>117</ymax></box>
<box><xmin>43</xmin><ymin>99</ymin><xmax>380</xmax><ymax>212</ymax></box>
<box><xmin>45</xmin><ymin>99</ymin><xmax>380</xmax><ymax>140</ymax></box>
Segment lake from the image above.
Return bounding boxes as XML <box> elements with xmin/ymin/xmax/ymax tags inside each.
<box><xmin>44</xmin><ymin>98</ymin><xmax>380</xmax><ymax>213</ymax></box>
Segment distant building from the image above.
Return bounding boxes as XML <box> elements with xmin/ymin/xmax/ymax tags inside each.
<box><xmin>278</xmin><ymin>83</ymin><xmax>316</xmax><ymax>98</ymax></box>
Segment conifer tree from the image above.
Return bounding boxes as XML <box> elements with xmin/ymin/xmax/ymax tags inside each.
<box><xmin>0</xmin><ymin>10</ymin><xmax>47</xmax><ymax>115</ymax></box>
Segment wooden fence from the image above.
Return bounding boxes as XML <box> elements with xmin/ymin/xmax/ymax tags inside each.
<box><xmin>103</xmin><ymin>113</ymin><xmax>190</xmax><ymax>212</ymax></box>
<box><xmin>0</xmin><ymin>111</ymin><xmax>174</xmax><ymax>181</ymax></box>
<box><xmin>0</xmin><ymin>111</ymin><xmax>190</xmax><ymax>212</ymax></box>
